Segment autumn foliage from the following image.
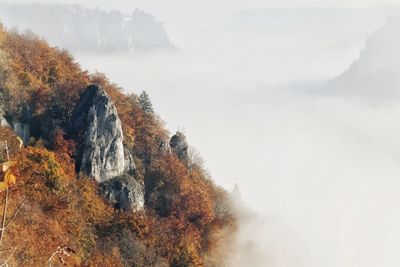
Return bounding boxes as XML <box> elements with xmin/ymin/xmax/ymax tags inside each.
<box><xmin>0</xmin><ymin>23</ymin><xmax>236</xmax><ymax>266</ymax></box>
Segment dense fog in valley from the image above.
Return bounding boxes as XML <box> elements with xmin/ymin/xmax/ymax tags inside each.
<box><xmin>4</xmin><ymin>1</ymin><xmax>400</xmax><ymax>266</ymax></box>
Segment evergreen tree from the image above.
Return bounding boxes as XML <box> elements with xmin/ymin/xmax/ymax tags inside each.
<box><xmin>139</xmin><ymin>90</ymin><xmax>154</xmax><ymax>114</ymax></box>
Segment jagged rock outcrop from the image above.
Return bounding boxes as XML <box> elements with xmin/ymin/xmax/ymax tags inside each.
<box><xmin>0</xmin><ymin>108</ymin><xmax>10</xmax><ymax>128</ymax></box>
<box><xmin>99</xmin><ymin>175</ymin><xmax>144</xmax><ymax>212</ymax></box>
<box><xmin>14</xmin><ymin>105</ymin><xmax>31</xmax><ymax>144</ymax></box>
<box><xmin>69</xmin><ymin>85</ymin><xmax>144</xmax><ymax>211</ymax></box>
<box><xmin>69</xmin><ymin>85</ymin><xmax>126</xmax><ymax>182</ymax></box>
<box><xmin>124</xmin><ymin>146</ymin><xmax>136</xmax><ymax>175</ymax></box>
<box><xmin>13</xmin><ymin>122</ymin><xmax>29</xmax><ymax>144</ymax></box>
<box><xmin>0</xmin><ymin>105</ymin><xmax>31</xmax><ymax>143</ymax></box>
<box><xmin>170</xmin><ymin>131</ymin><xmax>189</xmax><ymax>163</ymax></box>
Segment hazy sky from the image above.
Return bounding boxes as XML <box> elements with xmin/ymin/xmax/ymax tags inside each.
<box><xmin>9</xmin><ymin>0</ymin><xmax>400</xmax><ymax>24</ymax></box>
<box><xmin>10</xmin><ymin>0</ymin><xmax>400</xmax><ymax>9</ymax></box>
<box><xmin>9</xmin><ymin>0</ymin><xmax>400</xmax><ymax>41</ymax></box>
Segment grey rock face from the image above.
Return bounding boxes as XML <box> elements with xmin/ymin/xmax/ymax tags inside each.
<box><xmin>170</xmin><ymin>131</ymin><xmax>189</xmax><ymax>163</ymax></box>
<box><xmin>99</xmin><ymin>175</ymin><xmax>144</xmax><ymax>212</ymax></box>
<box><xmin>0</xmin><ymin>106</ymin><xmax>30</xmax><ymax>143</ymax></box>
<box><xmin>13</xmin><ymin>105</ymin><xmax>31</xmax><ymax>144</ymax></box>
<box><xmin>124</xmin><ymin>146</ymin><xmax>136</xmax><ymax>176</ymax></box>
<box><xmin>69</xmin><ymin>85</ymin><xmax>125</xmax><ymax>183</ymax></box>
<box><xmin>13</xmin><ymin>122</ymin><xmax>30</xmax><ymax>144</ymax></box>
<box><xmin>69</xmin><ymin>85</ymin><xmax>144</xmax><ymax>211</ymax></box>
<box><xmin>0</xmin><ymin>108</ymin><xmax>10</xmax><ymax>128</ymax></box>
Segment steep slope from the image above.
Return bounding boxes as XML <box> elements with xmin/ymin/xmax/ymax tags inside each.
<box><xmin>325</xmin><ymin>17</ymin><xmax>400</xmax><ymax>100</ymax></box>
<box><xmin>0</xmin><ymin>3</ymin><xmax>176</xmax><ymax>52</ymax></box>
<box><xmin>69</xmin><ymin>84</ymin><xmax>127</xmax><ymax>182</ymax></box>
<box><xmin>0</xmin><ymin>23</ymin><xmax>235</xmax><ymax>266</ymax></box>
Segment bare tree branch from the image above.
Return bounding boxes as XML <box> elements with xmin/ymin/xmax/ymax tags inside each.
<box><xmin>0</xmin><ymin>141</ymin><xmax>9</xmax><ymax>244</ymax></box>
<box><xmin>0</xmin><ymin>189</ymin><xmax>8</xmax><ymax>245</ymax></box>
<box><xmin>48</xmin><ymin>246</ymin><xmax>75</xmax><ymax>267</ymax></box>
<box><xmin>0</xmin><ymin>247</ymin><xmax>16</xmax><ymax>267</ymax></box>
<box><xmin>3</xmin><ymin>188</ymin><xmax>34</xmax><ymax>230</ymax></box>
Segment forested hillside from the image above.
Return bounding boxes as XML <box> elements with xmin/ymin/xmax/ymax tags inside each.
<box><xmin>0</xmin><ymin>23</ymin><xmax>236</xmax><ymax>266</ymax></box>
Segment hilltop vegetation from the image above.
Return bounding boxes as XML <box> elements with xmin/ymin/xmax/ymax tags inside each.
<box><xmin>0</xmin><ymin>23</ymin><xmax>235</xmax><ymax>266</ymax></box>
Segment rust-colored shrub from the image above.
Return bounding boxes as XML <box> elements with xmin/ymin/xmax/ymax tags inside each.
<box><xmin>0</xmin><ymin>25</ymin><xmax>236</xmax><ymax>266</ymax></box>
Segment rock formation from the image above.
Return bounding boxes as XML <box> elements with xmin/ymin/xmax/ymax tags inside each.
<box><xmin>170</xmin><ymin>131</ymin><xmax>189</xmax><ymax>163</ymax></box>
<box><xmin>0</xmin><ymin>108</ymin><xmax>10</xmax><ymax>127</ymax></box>
<box><xmin>0</xmin><ymin>105</ymin><xmax>30</xmax><ymax>143</ymax></box>
<box><xmin>69</xmin><ymin>85</ymin><xmax>144</xmax><ymax>211</ymax></box>
<box><xmin>69</xmin><ymin>85</ymin><xmax>125</xmax><ymax>182</ymax></box>
<box><xmin>99</xmin><ymin>175</ymin><xmax>144</xmax><ymax>212</ymax></box>
<box><xmin>13</xmin><ymin>122</ymin><xmax>29</xmax><ymax>144</ymax></box>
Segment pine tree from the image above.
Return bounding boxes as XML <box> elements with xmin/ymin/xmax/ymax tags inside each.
<box><xmin>139</xmin><ymin>90</ymin><xmax>154</xmax><ymax>114</ymax></box>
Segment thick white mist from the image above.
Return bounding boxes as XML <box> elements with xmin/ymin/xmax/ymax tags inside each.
<box><xmin>68</xmin><ymin>6</ymin><xmax>400</xmax><ymax>267</ymax></box>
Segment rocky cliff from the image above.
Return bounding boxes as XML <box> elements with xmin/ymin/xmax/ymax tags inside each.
<box><xmin>170</xmin><ymin>131</ymin><xmax>189</xmax><ymax>163</ymax></box>
<box><xmin>0</xmin><ymin>108</ymin><xmax>9</xmax><ymax>127</ymax></box>
<box><xmin>0</xmin><ymin>25</ymin><xmax>235</xmax><ymax>266</ymax></box>
<box><xmin>0</xmin><ymin>3</ymin><xmax>176</xmax><ymax>52</ymax></box>
<box><xmin>69</xmin><ymin>85</ymin><xmax>126</xmax><ymax>182</ymax></box>
<box><xmin>68</xmin><ymin>85</ymin><xmax>144</xmax><ymax>211</ymax></box>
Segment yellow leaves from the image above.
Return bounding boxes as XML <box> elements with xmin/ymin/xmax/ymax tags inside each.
<box><xmin>0</xmin><ymin>182</ymin><xmax>7</xmax><ymax>191</ymax></box>
<box><xmin>0</xmin><ymin>160</ymin><xmax>17</xmax><ymax>191</ymax></box>
<box><xmin>1</xmin><ymin>160</ymin><xmax>16</xmax><ymax>172</ymax></box>
<box><xmin>1</xmin><ymin>162</ymin><xmax>9</xmax><ymax>173</ymax></box>
<box><xmin>0</xmin><ymin>128</ymin><xmax>22</xmax><ymax>161</ymax></box>
<box><xmin>2</xmin><ymin>29</ymin><xmax>89</xmax><ymax>119</ymax></box>
<box><xmin>4</xmin><ymin>171</ymin><xmax>16</xmax><ymax>186</ymax></box>
<box><xmin>78</xmin><ymin>179</ymin><xmax>113</xmax><ymax>224</ymax></box>
<box><xmin>0</xmin><ymin>171</ymin><xmax>16</xmax><ymax>190</ymax></box>
<box><xmin>16</xmin><ymin>136</ymin><xmax>23</xmax><ymax>149</ymax></box>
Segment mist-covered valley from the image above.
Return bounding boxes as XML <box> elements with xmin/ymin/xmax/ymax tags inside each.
<box><xmin>72</xmin><ymin>10</ymin><xmax>400</xmax><ymax>266</ymax></box>
<box><xmin>3</xmin><ymin>1</ymin><xmax>400</xmax><ymax>266</ymax></box>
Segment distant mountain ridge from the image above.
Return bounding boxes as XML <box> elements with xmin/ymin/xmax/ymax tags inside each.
<box><xmin>324</xmin><ymin>17</ymin><xmax>400</xmax><ymax>100</ymax></box>
<box><xmin>0</xmin><ymin>3</ymin><xmax>176</xmax><ymax>52</ymax></box>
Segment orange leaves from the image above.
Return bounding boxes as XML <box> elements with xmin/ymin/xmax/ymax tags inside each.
<box><xmin>129</xmin><ymin>212</ymin><xmax>151</xmax><ymax>239</ymax></box>
<box><xmin>141</xmin><ymin>153</ymin><xmax>228</xmax><ymax>265</ymax></box>
<box><xmin>77</xmin><ymin>179</ymin><xmax>113</xmax><ymax>225</ymax></box>
<box><xmin>0</xmin><ymin>127</ymin><xmax>20</xmax><ymax>162</ymax></box>
<box><xmin>0</xmin><ymin>25</ymin><xmax>237</xmax><ymax>266</ymax></box>
<box><xmin>1</xmin><ymin>160</ymin><xmax>15</xmax><ymax>173</ymax></box>
<box><xmin>4</xmin><ymin>145</ymin><xmax>114</xmax><ymax>266</ymax></box>
<box><xmin>0</xmin><ymin>168</ymin><xmax>17</xmax><ymax>190</ymax></box>
<box><xmin>14</xmin><ymin>147</ymin><xmax>69</xmax><ymax>203</ymax></box>
<box><xmin>51</xmin><ymin>129</ymin><xmax>76</xmax><ymax>175</ymax></box>
<box><xmin>1</xmin><ymin>29</ymin><xmax>89</xmax><ymax>118</ymax></box>
<box><xmin>85</xmin><ymin>247</ymin><xmax>124</xmax><ymax>267</ymax></box>
<box><xmin>0</xmin><ymin>130</ymin><xmax>22</xmax><ymax>179</ymax></box>
<box><xmin>0</xmin><ymin>130</ymin><xmax>21</xmax><ymax>191</ymax></box>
